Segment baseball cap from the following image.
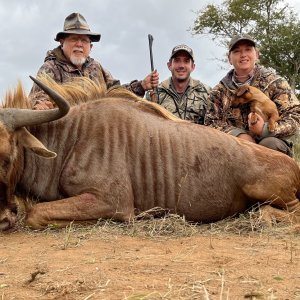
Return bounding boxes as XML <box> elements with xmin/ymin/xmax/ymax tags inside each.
<box><xmin>228</xmin><ymin>33</ymin><xmax>256</xmax><ymax>51</ymax></box>
<box><xmin>170</xmin><ymin>44</ymin><xmax>194</xmax><ymax>61</ymax></box>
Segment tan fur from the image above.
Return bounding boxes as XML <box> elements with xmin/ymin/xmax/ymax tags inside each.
<box><xmin>2</xmin><ymin>81</ymin><xmax>30</xmax><ymax>109</ymax></box>
<box><xmin>233</xmin><ymin>85</ymin><xmax>280</xmax><ymax>132</ymax></box>
<box><xmin>2</xmin><ymin>75</ymin><xmax>182</xmax><ymax>122</ymax></box>
<box><xmin>0</xmin><ymin>78</ymin><xmax>300</xmax><ymax>231</ymax></box>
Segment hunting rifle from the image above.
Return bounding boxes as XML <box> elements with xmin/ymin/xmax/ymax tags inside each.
<box><xmin>148</xmin><ymin>34</ymin><xmax>159</xmax><ymax>103</ymax></box>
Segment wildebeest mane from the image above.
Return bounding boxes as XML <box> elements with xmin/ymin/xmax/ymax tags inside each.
<box><xmin>1</xmin><ymin>76</ymin><xmax>183</xmax><ymax>122</ymax></box>
<box><xmin>2</xmin><ymin>81</ymin><xmax>30</xmax><ymax>109</ymax></box>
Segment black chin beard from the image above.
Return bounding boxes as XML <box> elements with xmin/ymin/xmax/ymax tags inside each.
<box><xmin>177</xmin><ymin>77</ymin><xmax>187</xmax><ymax>83</ymax></box>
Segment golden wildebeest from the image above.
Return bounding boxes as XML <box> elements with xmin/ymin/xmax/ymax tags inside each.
<box><xmin>0</xmin><ymin>76</ymin><xmax>299</xmax><ymax>230</ymax></box>
<box><xmin>232</xmin><ymin>84</ymin><xmax>280</xmax><ymax>132</ymax></box>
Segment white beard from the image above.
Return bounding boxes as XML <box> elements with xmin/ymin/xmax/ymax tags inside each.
<box><xmin>70</xmin><ymin>56</ymin><xmax>86</xmax><ymax>67</ymax></box>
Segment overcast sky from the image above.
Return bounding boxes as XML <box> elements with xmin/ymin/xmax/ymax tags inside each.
<box><xmin>0</xmin><ymin>0</ymin><xmax>300</xmax><ymax>100</ymax></box>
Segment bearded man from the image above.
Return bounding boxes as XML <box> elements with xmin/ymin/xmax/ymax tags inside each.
<box><xmin>30</xmin><ymin>12</ymin><xmax>159</xmax><ymax>110</ymax></box>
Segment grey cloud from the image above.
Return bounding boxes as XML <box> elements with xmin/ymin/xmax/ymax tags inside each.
<box><xmin>1</xmin><ymin>0</ymin><xmax>299</xmax><ymax>100</ymax></box>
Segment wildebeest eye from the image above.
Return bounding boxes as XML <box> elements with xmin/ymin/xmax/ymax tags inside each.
<box><xmin>0</xmin><ymin>157</ymin><xmax>11</xmax><ymax>170</ymax></box>
<box><xmin>0</xmin><ymin>182</ymin><xmax>7</xmax><ymax>203</ymax></box>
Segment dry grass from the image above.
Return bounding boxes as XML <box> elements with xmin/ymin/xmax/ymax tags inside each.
<box><xmin>16</xmin><ymin>204</ymin><xmax>298</xmax><ymax>242</ymax></box>
<box><xmin>2</xmin><ymin>206</ymin><xmax>299</xmax><ymax>300</ymax></box>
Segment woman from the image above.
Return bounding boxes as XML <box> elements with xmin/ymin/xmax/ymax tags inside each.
<box><xmin>205</xmin><ymin>33</ymin><xmax>300</xmax><ymax>156</ymax></box>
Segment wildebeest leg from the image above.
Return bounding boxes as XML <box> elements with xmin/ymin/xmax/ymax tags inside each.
<box><xmin>259</xmin><ymin>204</ymin><xmax>300</xmax><ymax>230</ymax></box>
<box><xmin>243</xmin><ymin>182</ymin><xmax>300</xmax><ymax>225</ymax></box>
<box><xmin>25</xmin><ymin>193</ymin><xmax>135</xmax><ymax>229</ymax></box>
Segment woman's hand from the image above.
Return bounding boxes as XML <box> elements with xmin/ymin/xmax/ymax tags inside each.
<box><xmin>248</xmin><ymin>112</ymin><xmax>264</xmax><ymax>137</ymax></box>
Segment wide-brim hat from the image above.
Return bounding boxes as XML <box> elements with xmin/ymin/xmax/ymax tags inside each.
<box><xmin>169</xmin><ymin>44</ymin><xmax>194</xmax><ymax>61</ymax></box>
<box><xmin>55</xmin><ymin>12</ymin><xmax>101</xmax><ymax>42</ymax></box>
<box><xmin>228</xmin><ymin>33</ymin><xmax>256</xmax><ymax>51</ymax></box>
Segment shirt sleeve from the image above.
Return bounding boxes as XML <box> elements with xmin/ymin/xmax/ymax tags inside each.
<box><xmin>265</xmin><ymin>78</ymin><xmax>300</xmax><ymax>138</ymax></box>
<box><xmin>102</xmin><ymin>67</ymin><xmax>145</xmax><ymax>97</ymax></box>
<box><xmin>204</xmin><ymin>83</ymin><xmax>235</xmax><ymax>133</ymax></box>
<box><xmin>28</xmin><ymin>62</ymin><xmax>57</xmax><ymax>106</ymax></box>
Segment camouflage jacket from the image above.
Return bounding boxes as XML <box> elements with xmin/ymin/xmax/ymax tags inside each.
<box><xmin>145</xmin><ymin>77</ymin><xmax>211</xmax><ymax>123</ymax></box>
<box><xmin>29</xmin><ymin>46</ymin><xmax>145</xmax><ymax>103</ymax></box>
<box><xmin>205</xmin><ymin>64</ymin><xmax>300</xmax><ymax>140</ymax></box>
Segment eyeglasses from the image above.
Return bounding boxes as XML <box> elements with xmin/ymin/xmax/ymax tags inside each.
<box><xmin>65</xmin><ymin>36</ymin><xmax>91</xmax><ymax>45</ymax></box>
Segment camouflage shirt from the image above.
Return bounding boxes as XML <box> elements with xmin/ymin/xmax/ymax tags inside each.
<box><xmin>145</xmin><ymin>77</ymin><xmax>211</xmax><ymax>124</ymax></box>
<box><xmin>29</xmin><ymin>46</ymin><xmax>145</xmax><ymax>103</ymax></box>
<box><xmin>205</xmin><ymin>64</ymin><xmax>300</xmax><ymax>140</ymax></box>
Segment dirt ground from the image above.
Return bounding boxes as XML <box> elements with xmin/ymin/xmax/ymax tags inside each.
<box><xmin>0</xmin><ymin>215</ymin><xmax>299</xmax><ymax>300</ymax></box>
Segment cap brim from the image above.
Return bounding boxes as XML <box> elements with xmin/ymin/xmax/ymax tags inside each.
<box><xmin>170</xmin><ymin>49</ymin><xmax>194</xmax><ymax>61</ymax></box>
<box><xmin>229</xmin><ymin>39</ymin><xmax>255</xmax><ymax>51</ymax></box>
<box><xmin>55</xmin><ymin>30</ymin><xmax>101</xmax><ymax>42</ymax></box>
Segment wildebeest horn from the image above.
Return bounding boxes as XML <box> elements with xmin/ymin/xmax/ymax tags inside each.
<box><xmin>0</xmin><ymin>76</ymin><xmax>70</xmax><ymax>130</ymax></box>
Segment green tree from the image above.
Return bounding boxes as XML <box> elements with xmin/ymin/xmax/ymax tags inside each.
<box><xmin>192</xmin><ymin>0</ymin><xmax>300</xmax><ymax>93</ymax></box>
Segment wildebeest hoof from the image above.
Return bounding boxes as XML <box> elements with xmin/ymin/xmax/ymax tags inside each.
<box><xmin>0</xmin><ymin>212</ymin><xmax>17</xmax><ymax>231</ymax></box>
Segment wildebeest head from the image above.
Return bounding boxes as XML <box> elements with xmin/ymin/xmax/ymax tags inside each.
<box><xmin>0</xmin><ymin>76</ymin><xmax>70</xmax><ymax>230</ymax></box>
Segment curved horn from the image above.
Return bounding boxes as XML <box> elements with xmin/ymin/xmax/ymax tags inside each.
<box><xmin>0</xmin><ymin>76</ymin><xmax>70</xmax><ymax>130</ymax></box>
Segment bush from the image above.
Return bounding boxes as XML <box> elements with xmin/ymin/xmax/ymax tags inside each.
<box><xmin>291</xmin><ymin>129</ymin><xmax>300</xmax><ymax>163</ymax></box>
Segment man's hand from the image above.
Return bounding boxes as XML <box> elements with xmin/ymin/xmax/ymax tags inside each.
<box><xmin>248</xmin><ymin>112</ymin><xmax>264</xmax><ymax>136</ymax></box>
<box><xmin>33</xmin><ymin>100</ymin><xmax>54</xmax><ymax>110</ymax></box>
<box><xmin>148</xmin><ymin>90</ymin><xmax>159</xmax><ymax>103</ymax></box>
<box><xmin>141</xmin><ymin>70</ymin><xmax>159</xmax><ymax>91</ymax></box>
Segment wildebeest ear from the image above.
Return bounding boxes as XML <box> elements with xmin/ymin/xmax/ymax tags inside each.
<box><xmin>16</xmin><ymin>127</ymin><xmax>57</xmax><ymax>159</ymax></box>
<box><xmin>236</xmin><ymin>85</ymin><xmax>249</xmax><ymax>97</ymax></box>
